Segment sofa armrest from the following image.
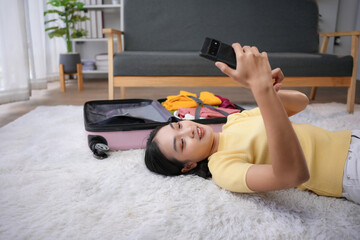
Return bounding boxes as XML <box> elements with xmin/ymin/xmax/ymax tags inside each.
<box><xmin>319</xmin><ymin>30</ymin><xmax>360</xmax><ymax>54</ymax></box>
<box><xmin>102</xmin><ymin>28</ymin><xmax>123</xmax><ymax>74</ymax></box>
<box><xmin>103</xmin><ymin>28</ymin><xmax>123</xmax><ymax>53</ymax></box>
<box><xmin>319</xmin><ymin>30</ymin><xmax>360</xmax><ymax>37</ymax></box>
<box><xmin>317</xmin><ymin>30</ymin><xmax>359</xmax><ymax>112</ymax></box>
<box><xmin>103</xmin><ymin>28</ymin><xmax>124</xmax><ymax>99</ymax></box>
<box><xmin>318</xmin><ymin>30</ymin><xmax>359</xmax><ymax>82</ymax></box>
<box><xmin>103</xmin><ymin>28</ymin><xmax>123</xmax><ymax>35</ymax></box>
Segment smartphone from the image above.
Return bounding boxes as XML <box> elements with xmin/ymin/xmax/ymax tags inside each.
<box><xmin>199</xmin><ymin>37</ymin><xmax>236</xmax><ymax>69</ymax></box>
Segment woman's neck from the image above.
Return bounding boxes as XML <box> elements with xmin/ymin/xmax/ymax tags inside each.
<box><xmin>209</xmin><ymin>132</ymin><xmax>220</xmax><ymax>156</ymax></box>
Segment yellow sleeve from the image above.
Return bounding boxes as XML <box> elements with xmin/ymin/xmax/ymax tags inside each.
<box><xmin>208</xmin><ymin>154</ymin><xmax>255</xmax><ymax>193</ymax></box>
<box><xmin>227</xmin><ymin>107</ymin><xmax>261</xmax><ymax>122</ymax></box>
<box><xmin>209</xmin><ymin>107</ymin><xmax>261</xmax><ymax>193</ymax></box>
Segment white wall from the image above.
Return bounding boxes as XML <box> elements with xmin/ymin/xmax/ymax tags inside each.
<box><xmin>317</xmin><ymin>0</ymin><xmax>339</xmax><ymax>53</ymax></box>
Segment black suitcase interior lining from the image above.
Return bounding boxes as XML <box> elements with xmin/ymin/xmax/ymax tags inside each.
<box><xmin>84</xmin><ymin>99</ymin><xmax>244</xmax><ymax>132</ymax></box>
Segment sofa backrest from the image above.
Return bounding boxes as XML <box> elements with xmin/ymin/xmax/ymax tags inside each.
<box><xmin>123</xmin><ymin>0</ymin><xmax>319</xmax><ymax>53</ymax></box>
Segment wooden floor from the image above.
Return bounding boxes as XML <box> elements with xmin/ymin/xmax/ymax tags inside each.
<box><xmin>0</xmin><ymin>78</ymin><xmax>360</xmax><ymax>128</ymax></box>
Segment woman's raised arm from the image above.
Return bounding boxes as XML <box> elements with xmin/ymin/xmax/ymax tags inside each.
<box><xmin>215</xmin><ymin>44</ymin><xmax>309</xmax><ymax>192</ymax></box>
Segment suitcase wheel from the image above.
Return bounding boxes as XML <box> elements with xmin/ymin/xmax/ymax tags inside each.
<box><xmin>93</xmin><ymin>143</ymin><xmax>109</xmax><ymax>160</ymax></box>
<box><xmin>88</xmin><ymin>135</ymin><xmax>110</xmax><ymax>160</ymax></box>
<box><xmin>93</xmin><ymin>150</ymin><xmax>108</xmax><ymax>160</ymax></box>
<box><xmin>95</xmin><ymin>143</ymin><xmax>110</xmax><ymax>152</ymax></box>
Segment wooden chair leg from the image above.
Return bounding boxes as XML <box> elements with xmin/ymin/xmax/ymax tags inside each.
<box><xmin>310</xmin><ymin>87</ymin><xmax>317</xmax><ymax>100</ymax></box>
<box><xmin>59</xmin><ymin>64</ymin><xmax>66</xmax><ymax>92</ymax></box>
<box><xmin>77</xmin><ymin>63</ymin><xmax>83</xmax><ymax>91</ymax></box>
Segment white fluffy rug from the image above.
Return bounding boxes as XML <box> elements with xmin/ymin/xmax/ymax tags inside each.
<box><xmin>0</xmin><ymin>103</ymin><xmax>360</xmax><ymax>240</ymax></box>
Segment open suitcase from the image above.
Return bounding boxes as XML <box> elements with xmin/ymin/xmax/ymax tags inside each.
<box><xmin>84</xmin><ymin>98</ymin><xmax>244</xmax><ymax>159</ymax></box>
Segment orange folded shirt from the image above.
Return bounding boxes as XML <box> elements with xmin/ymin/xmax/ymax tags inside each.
<box><xmin>162</xmin><ymin>91</ymin><xmax>221</xmax><ymax>111</ymax></box>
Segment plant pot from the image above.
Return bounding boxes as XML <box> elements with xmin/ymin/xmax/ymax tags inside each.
<box><xmin>59</xmin><ymin>53</ymin><xmax>81</xmax><ymax>73</ymax></box>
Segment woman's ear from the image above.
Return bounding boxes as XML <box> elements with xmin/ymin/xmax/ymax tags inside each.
<box><xmin>181</xmin><ymin>162</ymin><xmax>197</xmax><ymax>173</ymax></box>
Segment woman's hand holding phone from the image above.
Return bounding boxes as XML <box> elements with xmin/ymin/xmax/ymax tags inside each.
<box><xmin>215</xmin><ymin>43</ymin><xmax>272</xmax><ymax>92</ymax></box>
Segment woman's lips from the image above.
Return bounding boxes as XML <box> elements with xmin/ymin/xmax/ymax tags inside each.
<box><xmin>197</xmin><ymin>126</ymin><xmax>204</xmax><ymax>139</ymax></box>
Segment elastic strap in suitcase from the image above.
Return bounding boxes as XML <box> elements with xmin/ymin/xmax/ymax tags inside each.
<box><xmin>188</xmin><ymin>96</ymin><xmax>230</xmax><ymax>119</ymax></box>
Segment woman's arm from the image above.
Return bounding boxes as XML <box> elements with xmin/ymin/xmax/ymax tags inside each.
<box><xmin>216</xmin><ymin>44</ymin><xmax>309</xmax><ymax>192</ymax></box>
<box><xmin>277</xmin><ymin>90</ymin><xmax>309</xmax><ymax>116</ymax></box>
<box><xmin>271</xmin><ymin>68</ymin><xmax>309</xmax><ymax>117</ymax></box>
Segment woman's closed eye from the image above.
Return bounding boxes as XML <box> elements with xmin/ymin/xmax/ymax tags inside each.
<box><xmin>170</xmin><ymin>122</ymin><xmax>184</xmax><ymax>152</ymax></box>
<box><xmin>178</xmin><ymin>123</ymin><xmax>184</xmax><ymax>150</ymax></box>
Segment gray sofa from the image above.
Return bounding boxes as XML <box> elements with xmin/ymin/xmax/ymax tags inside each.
<box><xmin>104</xmin><ymin>0</ymin><xmax>359</xmax><ymax>113</ymax></box>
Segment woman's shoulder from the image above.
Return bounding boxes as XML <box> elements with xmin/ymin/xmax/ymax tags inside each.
<box><xmin>227</xmin><ymin>107</ymin><xmax>261</xmax><ymax>122</ymax></box>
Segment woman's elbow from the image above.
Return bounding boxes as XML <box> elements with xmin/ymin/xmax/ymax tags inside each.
<box><xmin>283</xmin><ymin>167</ymin><xmax>310</xmax><ymax>188</ymax></box>
<box><xmin>280</xmin><ymin>90</ymin><xmax>309</xmax><ymax>116</ymax></box>
<box><xmin>294</xmin><ymin>91</ymin><xmax>309</xmax><ymax>113</ymax></box>
<box><xmin>294</xmin><ymin>169</ymin><xmax>310</xmax><ymax>186</ymax></box>
<box><xmin>300</xmin><ymin>171</ymin><xmax>310</xmax><ymax>184</ymax></box>
<box><xmin>300</xmin><ymin>92</ymin><xmax>309</xmax><ymax>110</ymax></box>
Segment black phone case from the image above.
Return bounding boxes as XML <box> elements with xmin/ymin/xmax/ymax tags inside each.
<box><xmin>200</xmin><ymin>37</ymin><xmax>236</xmax><ymax>69</ymax></box>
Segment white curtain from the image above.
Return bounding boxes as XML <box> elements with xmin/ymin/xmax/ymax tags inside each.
<box><xmin>27</xmin><ymin>0</ymin><xmax>48</xmax><ymax>89</ymax></box>
<box><xmin>41</xmin><ymin>0</ymin><xmax>67</xmax><ymax>82</ymax></box>
<box><xmin>0</xmin><ymin>0</ymin><xmax>30</xmax><ymax>104</ymax></box>
<box><xmin>0</xmin><ymin>0</ymin><xmax>65</xmax><ymax>105</ymax></box>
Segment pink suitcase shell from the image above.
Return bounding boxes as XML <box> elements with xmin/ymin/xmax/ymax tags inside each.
<box><xmin>84</xmin><ymin>99</ymin><xmax>243</xmax><ymax>159</ymax></box>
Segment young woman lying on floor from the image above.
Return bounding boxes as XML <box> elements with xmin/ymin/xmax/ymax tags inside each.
<box><xmin>145</xmin><ymin>43</ymin><xmax>360</xmax><ymax>205</ymax></box>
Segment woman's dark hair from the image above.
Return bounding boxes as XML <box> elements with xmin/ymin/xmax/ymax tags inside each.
<box><xmin>145</xmin><ymin>125</ymin><xmax>212</xmax><ymax>179</ymax></box>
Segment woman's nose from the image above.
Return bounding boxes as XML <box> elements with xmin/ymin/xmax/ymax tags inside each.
<box><xmin>181</xmin><ymin>126</ymin><xmax>195</xmax><ymax>138</ymax></box>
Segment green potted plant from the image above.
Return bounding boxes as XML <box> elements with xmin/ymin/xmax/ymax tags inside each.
<box><xmin>44</xmin><ymin>0</ymin><xmax>90</xmax><ymax>73</ymax></box>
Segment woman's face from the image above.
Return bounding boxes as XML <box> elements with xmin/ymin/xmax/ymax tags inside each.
<box><xmin>154</xmin><ymin>121</ymin><xmax>219</xmax><ymax>164</ymax></box>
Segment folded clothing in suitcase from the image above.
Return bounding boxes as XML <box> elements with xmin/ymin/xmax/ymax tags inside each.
<box><xmin>84</xmin><ymin>98</ymin><xmax>243</xmax><ymax>159</ymax></box>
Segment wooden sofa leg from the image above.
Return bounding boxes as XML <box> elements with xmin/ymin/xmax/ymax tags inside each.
<box><xmin>108</xmin><ymin>75</ymin><xmax>114</xmax><ymax>100</ymax></box>
<box><xmin>347</xmin><ymin>87</ymin><xmax>355</xmax><ymax>113</ymax></box>
<box><xmin>120</xmin><ymin>87</ymin><xmax>126</xmax><ymax>99</ymax></box>
<box><xmin>59</xmin><ymin>64</ymin><xmax>66</xmax><ymax>92</ymax></box>
<box><xmin>347</xmin><ymin>34</ymin><xmax>359</xmax><ymax>113</ymax></box>
<box><xmin>347</xmin><ymin>78</ymin><xmax>356</xmax><ymax>113</ymax></box>
<box><xmin>310</xmin><ymin>87</ymin><xmax>317</xmax><ymax>100</ymax></box>
<box><xmin>77</xmin><ymin>63</ymin><xmax>83</xmax><ymax>91</ymax></box>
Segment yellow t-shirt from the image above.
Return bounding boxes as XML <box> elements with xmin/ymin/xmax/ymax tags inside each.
<box><xmin>208</xmin><ymin>108</ymin><xmax>351</xmax><ymax>197</ymax></box>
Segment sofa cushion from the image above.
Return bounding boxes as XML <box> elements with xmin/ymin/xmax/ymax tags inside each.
<box><xmin>113</xmin><ymin>52</ymin><xmax>353</xmax><ymax>77</ymax></box>
<box><xmin>268</xmin><ymin>53</ymin><xmax>353</xmax><ymax>77</ymax></box>
<box><xmin>123</xmin><ymin>0</ymin><xmax>319</xmax><ymax>53</ymax></box>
